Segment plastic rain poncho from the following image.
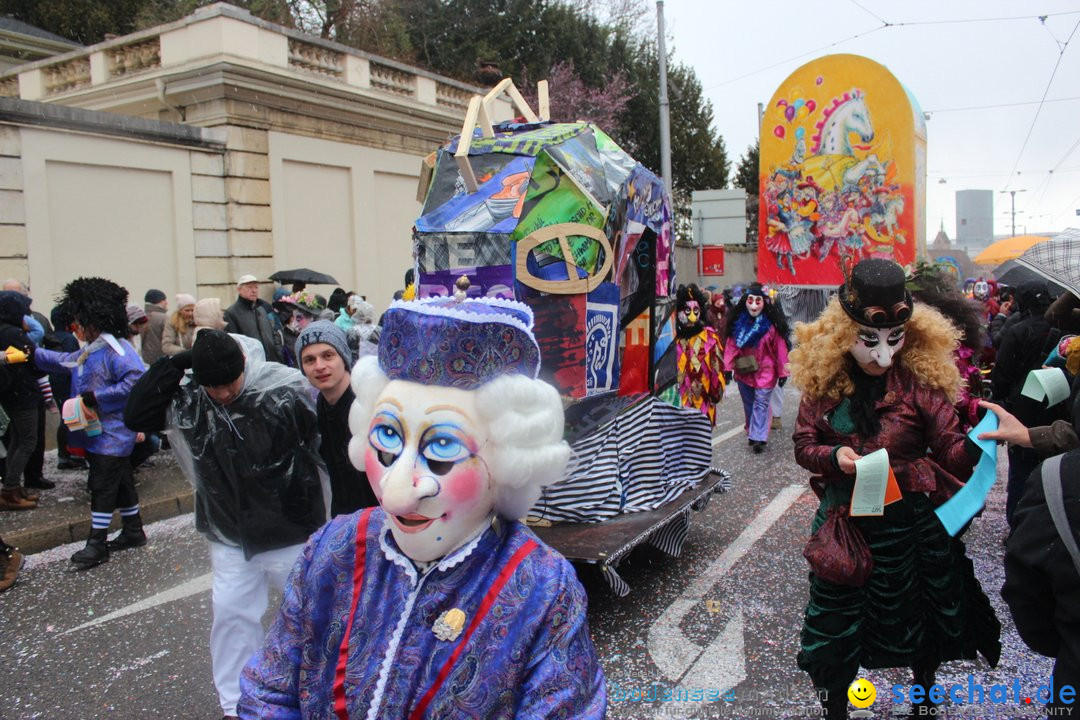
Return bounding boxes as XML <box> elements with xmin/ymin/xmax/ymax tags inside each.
<box><xmin>166</xmin><ymin>350</ymin><xmax>328</xmax><ymax>559</ymax></box>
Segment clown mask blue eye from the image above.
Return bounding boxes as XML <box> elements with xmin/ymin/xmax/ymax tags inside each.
<box><xmin>370</xmin><ymin>423</ymin><xmax>402</xmax><ymax>467</ymax></box>
<box><xmin>422</xmin><ymin>433</ymin><xmax>470</xmax><ymax>475</ymax></box>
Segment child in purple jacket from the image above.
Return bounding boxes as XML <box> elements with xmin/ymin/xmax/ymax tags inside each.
<box><xmin>33</xmin><ymin>278</ymin><xmax>145</xmax><ymax>569</ymax></box>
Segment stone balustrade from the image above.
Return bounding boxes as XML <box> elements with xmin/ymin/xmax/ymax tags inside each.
<box><xmin>0</xmin><ymin>76</ymin><xmax>17</xmax><ymax>98</ymax></box>
<box><xmin>105</xmin><ymin>37</ymin><xmax>161</xmax><ymax>79</ymax></box>
<box><xmin>0</xmin><ymin>2</ymin><xmax>481</xmax><ymax>113</ymax></box>
<box><xmin>43</xmin><ymin>56</ymin><xmax>91</xmax><ymax>95</ymax></box>
<box><xmin>287</xmin><ymin>38</ymin><xmax>343</xmax><ymax>79</ymax></box>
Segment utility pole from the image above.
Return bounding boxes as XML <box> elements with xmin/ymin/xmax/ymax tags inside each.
<box><xmin>1000</xmin><ymin>189</ymin><xmax>1027</xmax><ymax>236</ymax></box>
<box><xmin>656</xmin><ymin>1</ymin><xmax>672</xmax><ymax>200</ymax></box>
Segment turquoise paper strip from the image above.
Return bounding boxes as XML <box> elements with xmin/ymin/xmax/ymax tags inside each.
<box><xmin>934</xmin><ymin>412</ymin><xmax>999</xmax><ymax>537</ymax></box>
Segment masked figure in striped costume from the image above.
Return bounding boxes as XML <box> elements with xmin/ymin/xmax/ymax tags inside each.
<box><xmin>239</xmin><ymin>296</ymin><xmax>605</xmax><ymax>720</ymax></box>
<box><xmin>675</xmin><ymin>283</ymin><xmax>725</xmax><ymax>426</ymax></box>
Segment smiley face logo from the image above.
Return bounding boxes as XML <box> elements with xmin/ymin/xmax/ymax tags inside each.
<box><xmin>847</xmin><ymin>678</ymin><xmax>876</xmax><ymax>708</ymax></box>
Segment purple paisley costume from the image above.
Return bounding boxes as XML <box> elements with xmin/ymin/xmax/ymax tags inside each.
<box><xmin>239</xmin><ymin>507</ymin><xmax>605</xmax><ymax>719</ymax></box>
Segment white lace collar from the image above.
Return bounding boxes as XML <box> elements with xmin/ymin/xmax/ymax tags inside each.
<box><xmin>377</xmin><ymin>515</ymin><xmax>496</xmax><ymax>586</ymax></box>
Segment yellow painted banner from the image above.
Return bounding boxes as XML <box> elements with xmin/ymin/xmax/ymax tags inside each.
<box><xmin>758</xmin><ymin>54</ymin><xmax>926</xmax><ymax>285</ymax></box>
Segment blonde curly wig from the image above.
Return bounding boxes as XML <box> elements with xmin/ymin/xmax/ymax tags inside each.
<box><xmin>788</xmin><ymin>296</ymin><xmax>962</xmax><ymax>403</ymax></box>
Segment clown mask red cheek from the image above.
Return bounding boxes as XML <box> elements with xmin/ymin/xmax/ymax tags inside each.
<box><xmin>443</xmin><ymin>463</ymin><xmax>487</xmax><ymax>505</ymax></box>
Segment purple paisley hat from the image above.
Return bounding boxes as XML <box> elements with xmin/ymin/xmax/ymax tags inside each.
<box><xmin>378</xmin><ymin>296</ymin><xmax>541</xmax><ymax>389</ymax></box>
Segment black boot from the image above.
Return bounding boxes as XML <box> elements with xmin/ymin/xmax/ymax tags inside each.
<box><xmin>911</xmin><ymin>666</ymin><xmax>941</xmax><ymax>715</ymax></box>
<box><xmin>71</xmin><ymin>529</ymin><xmax>109</xmax><ymax>569</ymax></box>
<box><xmin>819</xmin><ymin>688</ymin><xmax>848</xmax><ymax>719</ymax></box>
<box><xmin>107</xmin><ymin>513</ymin><xmax>147</xmax><ymax>552</ymax></box>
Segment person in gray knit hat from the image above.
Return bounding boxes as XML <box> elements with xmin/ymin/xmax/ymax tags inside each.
<box><xmin>295</xmin><ymin>320</ymin><xmax>375</xmax><ymax>517</ymax></box>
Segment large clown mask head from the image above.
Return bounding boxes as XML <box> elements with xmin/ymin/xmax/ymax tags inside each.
<box><xmin>351</xmin><ymin>293</ymin><xmax>549</xmax><ymax>565</ymax></box>
<box><xmin>365</xmin><ymin>380</ymin><xmax>495</xmax><ymax>563</ymax></box>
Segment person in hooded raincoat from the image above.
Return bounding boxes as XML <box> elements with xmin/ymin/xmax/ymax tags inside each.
<box><xmin>124</xmin><ymin>330</ymin><xmax>327</xmax><ymax>720</ymax></box>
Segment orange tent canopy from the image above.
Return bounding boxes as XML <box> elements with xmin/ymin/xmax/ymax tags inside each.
<box><xmin>973</xmin><ymin>235</ymin><xmax>1051</xmax><ymax>265</ymax></box>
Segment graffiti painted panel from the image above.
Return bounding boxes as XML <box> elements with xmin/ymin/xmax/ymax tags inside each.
<box><xmin>593</xmin><ymin>127</ymin><xmax>637</xmax><ymax>200</ymax></box>
<box><xmin>585</xmin><ymin>282</ymin><xmax>620</xmax><ymax>396</ymax></box>
<box><xmin>546</xmin><ymin>130</ymin><xmax>612</xmax><ymax>206</ymax></box>
<box><xmin>415</xmin><ymin>232</ymin><xmax>512</xmax><ymax>273</ymax></box>
<box><xmin>416</xmin><ymin>156</ymin><xmax>534</xmax><ymax>234</ymax></box>
<box><xmin>447</xmin><ymin>122</ymin><xmax>587</xmax><ymax>157</ymax></box>
<box><xmin>419</xmin><ymin>265</ymin><xmax>515</xmax><ymax>300</ymax></box>
<box><xmin>524</xmin><ymin>293</ymin><xmax>587</xmax><ymax>399</ymax></box>
<box><xmin>422</xmin><ymin>150</ymin><xmax>517</xmax><ymax>214</ymax></box>
<box><xmin>619</xmin><ymin>308</ymin><xmax>651</xmax><ymax>396</ymax></box>
<box><xmin>758</xmin><ymin>54</ymin><xmax>926</xmax><ymax>286</ymax></box>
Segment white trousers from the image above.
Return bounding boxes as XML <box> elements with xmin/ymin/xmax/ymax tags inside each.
<box><xmin>208</xmin><ymin>541</ymin><xmax>304</xmax><ymax>716</ymax></box>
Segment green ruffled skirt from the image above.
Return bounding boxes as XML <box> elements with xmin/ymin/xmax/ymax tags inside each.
<box><xmin>797</xmin><ymin>484</ymin><xmax>1001</xmax><ymax>692</ymax></box>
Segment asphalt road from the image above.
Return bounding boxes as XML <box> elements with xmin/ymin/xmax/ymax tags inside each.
<box><xmin>1</xmin><ymin>387</ymin><xmax>1055</xmax><ymax>720</ymax></box>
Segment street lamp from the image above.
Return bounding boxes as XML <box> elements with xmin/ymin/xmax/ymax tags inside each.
<box><xmin>999</xmin><ymin>189</ymin><xmax>1027</xmax><ymax>237</ymax></box>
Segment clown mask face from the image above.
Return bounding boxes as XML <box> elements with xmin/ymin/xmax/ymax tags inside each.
<box><xmin>365</xmin><ymin>380</ymin><xmax>495</xmax><ymax>563</ymax></box>
<box><xmin>745</xmin><ymin>295</ymin><xmax>765</xmax><ymax>317</ymax></box>
<box><xmin>973</xmin><ymin>281</ymin><xmax>990</xmax><ymax>301</ymax></box>
<box><xmin>851</xmin><ymin>324</ymin><xmax>906</xmax><ymax>376</ymax></box>
<box><xmin>678</xmin><ymin>299</ymin><xmax>701</xmax><ymax>327</ymax></box>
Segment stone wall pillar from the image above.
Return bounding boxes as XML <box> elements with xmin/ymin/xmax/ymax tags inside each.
<box><xmin>223</xmin><ymin>126</ymin><xmax>274</xmax><ymax>301</ymax></box>
<box><xmin>0</xmin><ymin>126</ymin><xmax>28</xmax><ymax>282</ymax></box>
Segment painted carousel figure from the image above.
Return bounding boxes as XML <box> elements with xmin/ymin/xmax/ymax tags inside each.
<box><xmin>239</xmin><ymin>296</ymin><xmax>606</xmax><ymax>719</ymax></box>
<box><xmin>675</xmin><ymin>283</ymin><xmax>725</xmax><ymax>426</ymax></box>
<box><xmin>788</xmin><ymin>258</ymin><xmax>1000</xmax><ymax>718</ymax></box>
<box><xmin>722</xmin><ymin>283</ymin><xmax>790</xmax><ymax>452</ymax></box>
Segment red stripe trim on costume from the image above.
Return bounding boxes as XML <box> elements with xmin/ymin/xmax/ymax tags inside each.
<box><xmin>333</xmin><ymin>507</ymin><xmax>374</xmax><ymax>720</ymax></box>
<box><xmin>408</xmin><ymin>538</ymin><xmax>539</xmax><ymax>720</ymax></box>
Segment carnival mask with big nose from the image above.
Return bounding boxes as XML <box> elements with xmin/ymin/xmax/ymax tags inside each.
<box><xmin>678</xmin><ymin>300</ymin><xmax>701</xmax><ymax>327</ymax></box>
<box><xmin>850</xmin><ymin>324</ymin><xmax>906</xmax><ymax>373</ymax></box>
<box><xmin>364</xmin><ymin>380</ymin><xmax>496</xmax><ymax>563</ymax></box>
<box><xmin>745</xmin><ymin>294</ymin><xmax>765</xmax><ymax>317</ymax></box>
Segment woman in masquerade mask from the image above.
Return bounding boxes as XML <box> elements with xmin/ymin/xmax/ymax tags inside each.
<box><xmin>722</xmin><ymin>283</ymin><xmax>790</xmax><ymax>452</ymax></box>
<box><xmin>239</xmin><ymin>296</ymin><xmax>605</xmax><ymax>719</ymax></box>
<box><xmin>788</xmin><ymin>258</ymin><xmax>1000</xmax><ymax>718</ymax></box>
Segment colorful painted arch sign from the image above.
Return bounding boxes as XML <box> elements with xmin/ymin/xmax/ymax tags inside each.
<box><xmin>758</xmin><ymin>54</ymin><xmax>927</xmax><ymax>286</ymax></box>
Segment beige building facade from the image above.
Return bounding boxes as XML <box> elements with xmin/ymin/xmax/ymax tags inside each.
<box><xmin>0</xmin><ymin>3</ymin><xmax>507</xmax><ymax>313</ymax></box>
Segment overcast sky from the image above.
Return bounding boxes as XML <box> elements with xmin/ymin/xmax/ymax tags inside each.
<box><xmin>662</xmin><ymin>0</ymin><xmax>1080</xmax><ymax>241</ymax></box>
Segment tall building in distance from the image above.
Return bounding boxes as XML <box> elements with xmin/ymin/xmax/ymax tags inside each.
<box><xmin>955</xmin><ymin>190</ymin><xmax>994</xmax><ymax>247</ymax></box>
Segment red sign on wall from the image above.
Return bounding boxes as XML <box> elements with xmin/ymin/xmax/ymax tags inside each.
<box><xmin>699</xmin><ymin>246</ymin><xmax>725</xmax><ymax>276</ymax></box>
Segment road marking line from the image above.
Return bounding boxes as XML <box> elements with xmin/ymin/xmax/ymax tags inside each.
<box><xmin>62</xmin><ymin>572</ymin><xmax>213</xmax><ymax>635</ymax></box>
<box><xmin>711</xmin><ymin>425</ymin><xmax>745</xmax><ymax>446</ymax></box>
<box><xmin>646</xmin><ymin>484</ymin><xmax>806</xmax><ymax>684</ymax></box>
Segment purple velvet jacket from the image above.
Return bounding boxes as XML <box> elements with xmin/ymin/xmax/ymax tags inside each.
<box><xmin>793</xmin><ymin>364</ymin><xmax>976</xmax><ymax>507</ymax></box>
<box><xmin>239</xmin><ymin>509</ymin><xmax>606</xmax><ymax>719</ymax></box>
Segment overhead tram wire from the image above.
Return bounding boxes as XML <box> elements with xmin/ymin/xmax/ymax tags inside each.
<box><xmin>923</xmin><ymin>96</ymin><xmax>1080</xmax><ymax>114</ymax></box>
<box><xmin>704</xmin><ymin>10</ymin><xmax>1080</xmax><ymax>91</ymax></box>
<box><xmin>703</xmin><ymin>24</ymin><xmax>887</xmax><ymax>89</ymax></box>
<box><xmin>848</xmin><ymin>0</ymin><xmax>889</xmax><ymax>26</ymax></box>
<box><xmin>1026</xmin><ymin>130</ymin><xmax>1080</xmax><ymax>219</ymax></box>
<box><xmin>1002</xmin><ymin>17</ymin><xmax>1080</xmax><ymax>192</ymax></box>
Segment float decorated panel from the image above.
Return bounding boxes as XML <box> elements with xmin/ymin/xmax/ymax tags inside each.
<box><xmin>758</xmin><ymin>54</ymin><xmax>926</xmax><ymax>286</ymax></box>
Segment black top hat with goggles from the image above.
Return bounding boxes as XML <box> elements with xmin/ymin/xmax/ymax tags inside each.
<box><xmin>838</xmin><ymin>258</ymin><xmax>913</xmax><ymax>328</ymax></box>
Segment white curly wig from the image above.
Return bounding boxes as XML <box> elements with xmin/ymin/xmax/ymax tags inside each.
<box><xmin>347</xmin><ymin>355</ymin><xmax>570</xmax><ymax>519</ymax></box>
